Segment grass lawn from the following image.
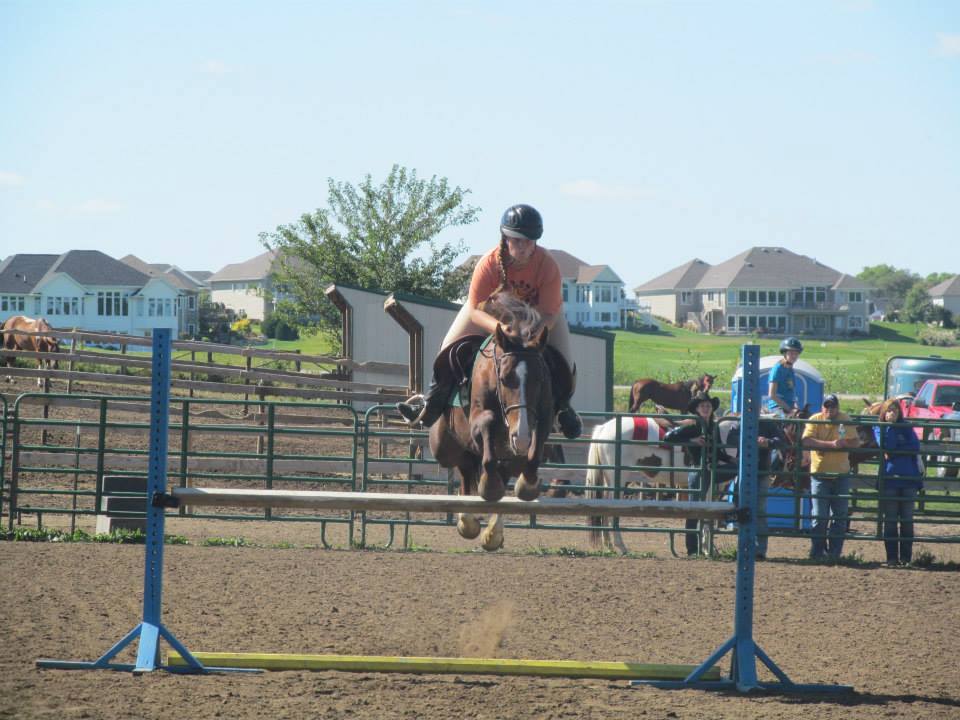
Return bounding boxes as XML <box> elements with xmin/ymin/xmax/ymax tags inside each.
<box><xmin>612</xmin><ymin>321</ymin><xmax>960</xmax><ymax>396</ymax></box>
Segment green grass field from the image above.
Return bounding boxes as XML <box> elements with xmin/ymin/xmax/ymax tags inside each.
<box><xmin>611</xmin><ymin>321</ymin><xmax>960</xmax><ymax>396</ymax></box>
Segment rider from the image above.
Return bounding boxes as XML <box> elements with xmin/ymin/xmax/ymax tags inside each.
<box><xmin>766</xmin><ymin>337</ymin><xmax>803</xmax><ymax>417</ymax></box>
<box><xmin>396</xmin><ymin>203</ymin><xmax>582</xmax><ymax>439</ymax></box>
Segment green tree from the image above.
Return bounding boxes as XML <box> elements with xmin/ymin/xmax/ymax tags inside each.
<box><xmin>902</xmin><ymin>283</ymin><xmax>934</xmax><ymax>323</ymax></box>
<box><xmin>260</xmin><ymin>165</ymin><xmax>479</xmax><ymax>345</ymax></box>
<box><xmin>857</xmin><ymin>264</ymin><xmax>920</xmax><ymax>312</ymax></box>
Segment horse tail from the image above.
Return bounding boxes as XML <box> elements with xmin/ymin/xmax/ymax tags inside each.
<box><xmin>586</xmin><ymin>424</ymin><xmax>608</xmax><ymax>546</ymax></box>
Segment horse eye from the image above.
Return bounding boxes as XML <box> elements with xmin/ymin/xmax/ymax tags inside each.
<box><xmin>501</xmin><ymin>372</ymin><xmax>519</xmax><ymax>389</ymax></box>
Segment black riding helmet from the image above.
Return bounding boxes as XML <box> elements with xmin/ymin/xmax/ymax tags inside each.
<box><xmin>780</xmin><ymin>337</ymin><xmax>803</xmax><ymax>354</ymax></box>
<box><xmin>500</xmin><ymin>204</ymin><xmax>543</xmax><ymax>241</ymax></box>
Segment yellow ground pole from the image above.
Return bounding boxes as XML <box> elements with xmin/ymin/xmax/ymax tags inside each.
<box><xmin>167</xmin><ymin>651</ymin><xmax>721</xmax><ymax>681</ymax></box>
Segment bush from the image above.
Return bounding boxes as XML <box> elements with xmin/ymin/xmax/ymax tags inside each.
<box><xmin>918</xmin><ymin>327</ymin><xmax>958</xmax><ymax>347</ymax></box>
<box><xmin>263</xmin><ymin>315</ymin><xmax>300</xmax><ymax>341</ymax></box>
<box><xmin>230</xmin><ymin>318</ymin><xmax>253</xmax><ymax>336</ymax></box>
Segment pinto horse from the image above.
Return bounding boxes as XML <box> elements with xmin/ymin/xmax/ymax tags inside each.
<box><xmin>585</xmin><ymin>415</ymin><xmax>684</xmax><ymax>553</ymax></box>
<box><xmin>628</xmin><ymin>373</ymin><xmax>715</xmax><ymax>413</ymax></box>
<box><xmin>429</xmin><ymin>300</ymin><xmax>554</xmax><ymax>552</ymax></box>
<box><xmin>1</xmin><ymin>315</ymin><xmax>60</xmax><ymax>383</ymax></box>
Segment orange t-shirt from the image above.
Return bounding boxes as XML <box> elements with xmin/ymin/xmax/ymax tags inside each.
<box><xmin>467</xmin><ymin>246</ymin><xmax>562</xmax><ymax>315</ymax></box>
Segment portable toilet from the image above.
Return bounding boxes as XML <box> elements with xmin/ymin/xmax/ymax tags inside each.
<box><xmin>730</xmin><ymin>355</ymin><xmax>825</xmax><ymax>413</ymax></box>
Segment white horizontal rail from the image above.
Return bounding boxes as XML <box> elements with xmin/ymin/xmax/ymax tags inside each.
<box><xmin>170</xmin><ymin>488</ymin><xmax>735</xmax><ymax>520</ymax></box>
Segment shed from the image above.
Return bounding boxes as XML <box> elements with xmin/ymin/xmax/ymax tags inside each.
<box><xmin>730</xmin><ymin>356</ymin><xmax>825</xmax><ymax>413</ymax></box>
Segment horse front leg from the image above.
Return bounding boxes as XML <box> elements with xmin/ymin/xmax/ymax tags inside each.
<box><xmin>456</xmin><ymin>460</ymin><xmax>482</xmax><ymax>540</ymax></box>
<box><xmin>480</xmin><ymin>513</ymin><xmax>504</xmax><ymax>551</ymax></box>
<box><xmin>514</xmin><ymin>421</ymin><xmax>546</xmax><ymax>501</ymax></box>
<box><xmin>472</xmin><ymin>410</ymin><xmax>504</xmax><ymax>502</ymax></box>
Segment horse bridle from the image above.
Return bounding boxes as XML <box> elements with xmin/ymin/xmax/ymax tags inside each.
<box><xmin>487</xmin><ymin>343</ymin><xmax>548</xmax><ymax>430</ymax></box>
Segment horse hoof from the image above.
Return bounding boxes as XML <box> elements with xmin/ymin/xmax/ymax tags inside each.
<box><xmin>457</xmin><ymin>514</ymin><xmax>481</xmax><ymax>539</ymax></box>
<box><xmin>514</xmin><ymin>475</ymin><xmax>540</xmax><ymax>502</ymax></box>
<box><xmin>478</xmin><ymin>473</ymin><xmax>505</xmax><ymax>502</ymax></box>
<box><xmin>480</xmin><ymin>529</ymin><xmax>504</xmax><ymax>551</ymax></box>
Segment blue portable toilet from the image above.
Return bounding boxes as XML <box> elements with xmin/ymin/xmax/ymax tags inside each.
<box><xmin>730</xmin><ymin>355</ymin><xmax>825</xmax><ymax>414</ymax></box>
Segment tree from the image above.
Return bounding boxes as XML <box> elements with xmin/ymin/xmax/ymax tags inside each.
<box><xmin>260</xmin><ymin>165</ymin><xmax>479</xmax><ymax>345</ymax></box>
<box><xmin>857</xmin><ymin>265</ymin><xmax>919</xmax><ymax>312</ymax></box>
<box><xmin>902</xmin><ymin>283</ymin><xmax>934</xmax><ymax>323</ymax></box>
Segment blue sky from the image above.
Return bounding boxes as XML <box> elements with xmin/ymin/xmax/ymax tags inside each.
<box><xmin>1</xmin><ymin>0</ymin><xmax>958</xmax><ymax>291</ymax></box>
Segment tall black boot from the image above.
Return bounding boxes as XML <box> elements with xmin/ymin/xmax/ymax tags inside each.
<box><xmin>556</xmin><ymin>404</ymin><xmax>583</xmax><ymax>440</ymax></box>
<box><xmin>396</xmin><ymin>375</ymin><xmax>452</xmax><ymax>428</ymax></box>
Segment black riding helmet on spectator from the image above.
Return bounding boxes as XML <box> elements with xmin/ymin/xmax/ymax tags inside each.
<box><xmin>779</xmin><ymin>337</ymin><xmax>804</xmax><ymax>354</ymax></box>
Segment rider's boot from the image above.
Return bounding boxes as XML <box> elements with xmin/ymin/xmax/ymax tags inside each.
<box><xmin>556</xmin><ymin>403</ymin><xmax>583</xmax><ymax>440</ymax></box>
<box><xmin>396</xmin><ymin>374</ymin><xmax>452</xmax><ymax>428</ymax></box>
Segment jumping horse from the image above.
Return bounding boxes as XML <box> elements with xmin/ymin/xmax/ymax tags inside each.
<box><xmin>1</xmin><ymin>315</ymin><xmax>60</xmax><ymax>384</ymax></box>
<box><xmin>628</xmin><ymin>373</ymin><xmax>715</xmax><ymax>413</ymax></box>
<box><xmin>428</xmin><ymin>297</ymin><xmax>555</xmax><ymax>551</ymax></box>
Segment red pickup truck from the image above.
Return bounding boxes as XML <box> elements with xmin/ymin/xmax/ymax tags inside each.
<box><xmin>902</xmin><ymin>378</ymin><xmax>960</xmax><ymax>439</ymax></box>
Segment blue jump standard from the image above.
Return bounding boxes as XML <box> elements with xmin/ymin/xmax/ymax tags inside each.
<box><xmin>36</xmin><ymin>338</ymin><xmax>852</xmax><ymax>692</ymax></box>
<box><xmin>35</xmin><ymin>329</ymin><xmax>252</xmax><ymax>675</ymax></box>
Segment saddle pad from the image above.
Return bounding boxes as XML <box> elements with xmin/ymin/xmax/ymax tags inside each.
<box><xmin>632</xmin><ymin>416</ymin><xmax>668</xmax><ymax>448</ymax></box>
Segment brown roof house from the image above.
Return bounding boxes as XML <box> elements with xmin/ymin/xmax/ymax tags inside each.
<box><xmin>928</xmin><ymin>275</ymin><xmax>960</xmax><ymax>318</ymax></box>
<box><xmin>207</xmin><ymin>250</ymin><xmax>290</xmax><ymax>321</ymax></box>
<box><xmin>119</xmin><ymin>256</ymin><xmax>211</xmax><ymax>338</ymax></box>
<box><xmin>633</xmin><ymin>247</ymin><xmax>872</xmax><ymax>336</ymax></box>
<box><xmin>460</xmin><ymin>248</ymin><xmax>638</xmax><ymax>329</ymax></box>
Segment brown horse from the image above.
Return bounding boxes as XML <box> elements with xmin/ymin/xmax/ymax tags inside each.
<box><xmin>429</xmin><ymin>309</ymin><xmax>554</xmax><ymax>552</ymax></box>
<box><xmin>628</xmin><ymin>373</ymin><xmax>715</xmax><ymax>413</ymax></box>
<box><xmin>1</xmin><ymin>315</ymin><xmax>60</xmax><ymax>383</ymax></box>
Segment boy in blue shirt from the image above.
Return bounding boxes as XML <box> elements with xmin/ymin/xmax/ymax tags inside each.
<box><xmin>767</xmin><ymin>337</ymin><xmax>803</xmax><ymax>416</ymax></box>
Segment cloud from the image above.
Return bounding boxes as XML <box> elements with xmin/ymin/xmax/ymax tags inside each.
<box><xmin>200</xmin><ymin>59</ymin><xmax>231</xmax><ymax>75</ymax></box>
<box><xmin>936</xmin><ymin>33</ymin><xmax>960</xmax><ymax>57</ymax></box>
<box><xmin>559</xmin><ymin>179</ymin><xmax>653</xmax><ymax>201</ymax></box>
<box><xmin>75</xmin><ymin>199</ymin><xmax>124</xmax><ymax>214</ymax></box>
<box><xmin>0</xmin><ymin>171</ymin><xmax>25</xmax><ymax>187</ymax></box>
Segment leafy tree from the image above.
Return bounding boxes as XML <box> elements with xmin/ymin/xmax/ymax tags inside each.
<box><xmin>902</xmin><ymin>283</ymin><xmax>934</xmax><ymax>323</ymax></box>
<box><xmin>198</xmin><ymin>298</ymin><xmax>238</xmax><ymax>343</ymax></box>
<box><xmin>925</xmin><ymin>272</ymin><xmax>954</xmax><ymax>286</ymax></box>
<box><xmin>260</xmin><ymin>165</ymin><xmax>479</xmax><ymax>345</ymax></box>
<box><xmin>857</xmin><ymin>264</ymin><xmax>919</xmax><ymax>311</ymax></box>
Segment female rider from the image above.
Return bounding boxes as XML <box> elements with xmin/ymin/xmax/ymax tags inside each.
<box><xmin>873</xmin><ymin>397</ymin><xmax>923</xmax><ymax>566</ymax></box>
<box><xmin>396</xmin><ymin>203</ymin><xmax>581</xmax><ymax>439</ymax></box>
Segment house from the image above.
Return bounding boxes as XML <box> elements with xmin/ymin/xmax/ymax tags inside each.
<box><xmin>120</xmin><ymin>256</ymin><xmax>211</xmax><ymax>338</ymax></box>
<box><xmin>0</xmin><ymin>251</ymin><xmax>184</xmax><ymax>337</ymax></box>
<box><xmin>208</xmin><ymin>249</ymin><xmax>286</xmax><ymax>321</ymax></box>
<box><xmin>460</xmin><ymin>248</ymin><xmax>642</xmax><ymax>329</ymax></box>
<box><xmin>928</xmin><ymin>275</ymin><xmax>960</xmax><ymax>317</ymax></box>
<box><xmin>633</xmin><ymin>247</ymin><xmax>872</xmax><ymax>336</ymax></box>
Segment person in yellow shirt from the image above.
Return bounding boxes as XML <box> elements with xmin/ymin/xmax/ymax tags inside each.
<box><xmin>801</xmin><ymin>393</ymin><xmax>861</xmax><ymax>560</ymax></box>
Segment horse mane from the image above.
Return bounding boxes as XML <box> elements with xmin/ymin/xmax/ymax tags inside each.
<box><xmin>484</xmin><ymin>293</ymin><xmax>543</xmax><ymax>343</ymax></box>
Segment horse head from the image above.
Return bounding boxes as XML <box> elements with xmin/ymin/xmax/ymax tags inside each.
<box><xmin>700</xmin><ymin>374</ymin><xmax>716</xmax><ymax>393</ymax></box>
<box><xmin>491</xmin><ymin>322</ymin><xmax>551</xmax><ymax>457</ymax></box>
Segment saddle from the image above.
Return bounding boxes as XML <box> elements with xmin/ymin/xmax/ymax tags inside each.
<box><xmin>430</xmin><ymin>334</ymin><xmax>576</xmax><ymax>413</ymax></box>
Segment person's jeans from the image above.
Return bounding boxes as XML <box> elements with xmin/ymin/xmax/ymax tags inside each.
<box><xmin>686</xmin><ymin>465</ymin><xmax>738</xmax><ymax>556</ymax></box>
<box><xmin>809</xmin><ymin>475</ymin><xmax>851</xmax><ymax>559</ymax></box>
<box><xmin>878</xmin><ymin>486</ymin><xmax>918</xmax><ymax>564</ymax></box>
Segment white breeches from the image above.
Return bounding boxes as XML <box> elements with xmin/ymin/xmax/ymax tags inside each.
<box><xmin>441</xmin><ymin>303</ymin><xmax>573</xmax><ymax>368</ymax></box>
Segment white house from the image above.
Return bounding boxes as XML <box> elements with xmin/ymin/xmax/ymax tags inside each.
<box><xmin>928</xmin><ymin>275</ymin><xmax>960</xmax><ymax>317</ymax></box>
<box><xmin>208</xmin><ymin>250</ymin><xmax>283</xmax><ymax>321</ymax></box>
<box><xmin>0</xmin><ymin>251</ymin><xmax>183</xmax><ymax>337</ymax></box>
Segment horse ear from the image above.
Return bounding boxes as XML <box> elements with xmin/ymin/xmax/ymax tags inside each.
<box><xmin>494</xmin><ymin>323</ymin><xmax>507</xmax><ymax>347</ymax></box>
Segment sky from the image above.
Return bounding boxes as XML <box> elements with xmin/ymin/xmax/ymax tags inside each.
<box><xmin>1</xmin><ymin>0</ymin><xmax>958</xmax><ymax>292</ymax></box>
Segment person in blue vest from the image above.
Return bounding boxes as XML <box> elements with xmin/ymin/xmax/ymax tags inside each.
<box><xmin>873</xmin><ymin>397</ymin><xmax>923</xmax><ymax>566</ymax></box>
<box><xmin>766</xmin><ymin>337</ymin><xmax>803</xmax><ymax>417</ymax></box>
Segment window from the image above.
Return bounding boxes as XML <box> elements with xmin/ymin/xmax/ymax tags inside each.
<box><xmin>848</xmin><ymin>291</ymin><xmax>863</xmax><ymax>303</ymax></box>
<box><xmin>680</xmin><ymin>291</ymin><xmax>693</xmax><ymax>304</ymax></box>
<box><xmin>707</xmin><ymin>292</ymin><xmax>714</xmax><ymax>301</ymax></box>
<box><xmin>812</xmin><ymin>316</ymin><xmax>826</xmax><ymax>329</ymax></box>
<box><xmin>187</xmin><ymin>295</ymin><xmax>196</xmax><ymax>310</ymax></box>
<box><xmin>758</xmin><ymin>291</ymin><xmax>767</xmax><ymax>305</ymax></box>
<box><xmin>727</xmin><ymin>290</ymin><xmax>737</xmax><ymax>305</ymax></box>
<box><xmin>728</xmin><ymin>315</ymin><xmax>737</xmax><ymax>329</ymax></box>
<box><xmin>45</xmin><ymin>296</ymin><xmax>80</xmax><ymax>315</ymax></box>
<box><xmin>600</xmin><ymin>286</ymin><xmax>612</xmax><ymax>302</ymax></box>
<box><xmin>600</xmin><ymin>312</ymin><xmax>611</xmax><ymax>322</ymax></box>
<box><xmin>187</xmin><ymin>323</ymin><xmax>196</xmax><ymax>335</ymax></box>
<box><xmin>562</xmin><ymin>285</ymin><xmax>568</xmax><ymax>302</ymax></box>
<box><xmin>97</xmin><ymin>291</ymin><xmax>128</xmax><ymax>316</ymax></box>
<box><xmin>849</xmin><ymin>316</ymin><xmax>863</xmax><ymax>328</ymax></box>
<box><xmin>1</xmin><ymin>295</ymin><xmax>26</xmax><ymax>312</ymax></box>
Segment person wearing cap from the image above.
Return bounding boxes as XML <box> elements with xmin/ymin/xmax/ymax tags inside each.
<box><xmin>873</xmin><ymin>397</ymin><xmax>923</xmax><ymax>566</ymax></box>
<box><xmin>396</xmin><ymin>204</ymin><xmax>581</xmax><ymax>439</ymax></box>
<box><xmin>766</xmin><ymin>337</ymin><xmax>803</xmax><ymax>416</ymax></box>
<box><xmin>802</xmin><ymin>393</ymin><xmax>861</xmax><ymax>560</ymax></box>
<box><xmin>664</xmin><ymin>392</ymin><xmax>739</xmax><ymax>556</ymax></box>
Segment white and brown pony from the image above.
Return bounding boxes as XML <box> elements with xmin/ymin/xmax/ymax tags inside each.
<box><xmin>1</xmin><ymin>315</ymin><xmax>60</xmax><ymax>384</ymax></box>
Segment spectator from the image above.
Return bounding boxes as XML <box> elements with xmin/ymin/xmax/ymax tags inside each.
<box><xmin>874</xmin><ymin>398</ymin><xmax>923</xmax><ymax>567</ymax></box>
<box><xmin>801</xmin><ymin>393</ymin><xmax>861</xmax><ymax>560</ymax></box>
<box><xmin>664</xmin><ymin>392</ymin><xmax>738</xmax><ymax>556</ymax></box>
<box><xmin>766</xmin><ymin>337</ymin><xmax>803</xmax><ymax>417</ymax></box>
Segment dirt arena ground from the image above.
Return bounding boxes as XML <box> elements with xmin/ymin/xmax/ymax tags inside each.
<box><xmin>3</xmin><ymin>516</ymin><xmax>960</xmax><ymax>720</ymax></box>
<box><xmin>3</xmin><ymin>377</ymin><xmax>960</xmax><ymax>718</ymax></box>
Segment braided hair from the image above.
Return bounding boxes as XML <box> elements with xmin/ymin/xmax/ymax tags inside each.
<box><xmin>496</xmin><ymin>234</ymin><xmax>511</xmax><ymax>292</ymax></box>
